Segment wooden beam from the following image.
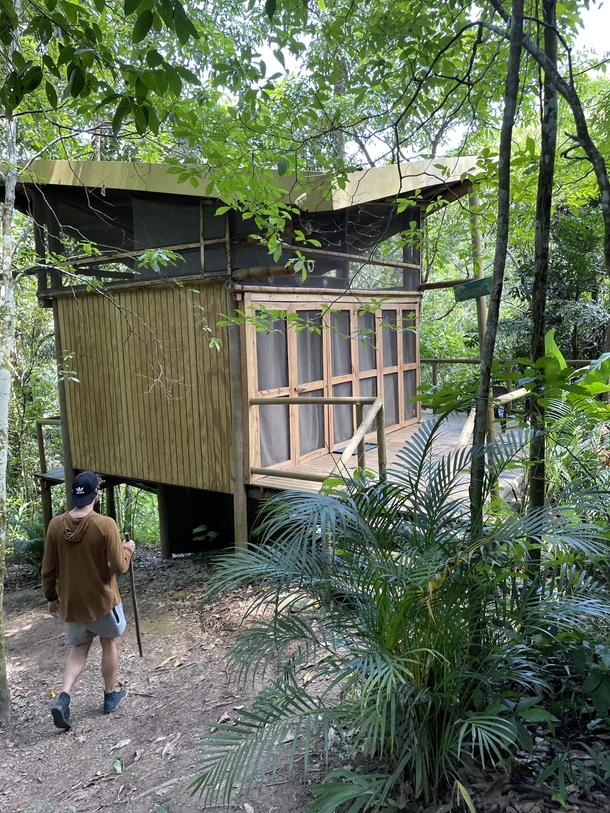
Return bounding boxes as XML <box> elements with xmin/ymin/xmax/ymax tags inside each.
<box><xmin>67</xmin><ymin>242</ymin><xmax>200</xmax><ymax>267</ymax></box>
<box><xmin>250</xmin><ymin>396</ymin><xmax>378</xmax><ymax>405</ymax></box>
<box><xmin>329</xmin><ymin>398</ymin><xmax>382</xmax><ymax>478</ymax></box>
<box><xmin>250</xmin><ymin>467</ymin><xmax>328</xmax><ymax>483</ymax></box>
<box><xmin>232</xmin><ymin>265</ymin><xmax>294</xmax><ymax>281</ymax></box>
<box><xmin>418</xmin><ymin>278</ymin><xmax>471</xmax><ymax>291</ymax></box>
<box><xmin>279</xmin><ymin>243</ymin><xmax>421</xmax><ymax>270</ymax></box>
<box><xmin>226</xmin><ymin>287</ymin><xmax>249</xmax><ymax>552</ymax></box>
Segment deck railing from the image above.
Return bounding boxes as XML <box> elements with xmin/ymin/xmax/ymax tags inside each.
<box><xmin>249</xmin><ymin>396</ymin><xmax>387</xmax><ymax>485</ymax></box>
<box><xmin>449</xmin><ymin>361</ymin><xmax>592</xmax><ymax>452</ymax></box>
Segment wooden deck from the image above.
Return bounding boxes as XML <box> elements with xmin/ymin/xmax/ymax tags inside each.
<box><xmin>247</xmin><ymin>411</ymin><xmax>523</xmax><ymax>501</ymax></box>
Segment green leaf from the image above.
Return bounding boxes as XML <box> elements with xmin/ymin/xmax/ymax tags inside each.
<box><xmin>135</xmin><ymin>77</ymin><xmax>148</xmax><ymax>99</ymax></box>
<box><xmin>146</xmin><ymin>49</ymin><xmax>163</xmax><ymax>67</ymax></box>
<box><xmin>45</xmin><ymin>80</ymin><xmax>57</xmax><ymax>108</ymax></box>
<box><xmin>154</xmin><ymin>69</ymin><xmax>168</xmax><ymax>94</ymax></box>
<box><xmin>132</xmin><ymin>9</ymin><xmax>153</xmax><ymax>43</ymax></box>
<box><xmin>93</xmin><ymin>0</ymin><xmax>105</xmax><ymax>11</ymax></box>
<box><xmin>124</xmin><ymin>0</ymin><xmax>143</xmax><ymax>14</ymax></box>
<box><xmin>173</xmin><ymin>13</ymin><xmax>190</xmax><ymax>45</ymax></box>
<box><xmin>112</xmin><ymin>758</ymin><xmax>122</xmax><ymax>775</ymax></box>
<box><xmin>65</xmin><ymin>65</ymin><xmax>85</xmax><ymax>98</ymax></box>
<box><xmin>173</xmin><ymin>1</ymin><xmax>199</xmax><ymax>39</ymax></box>
<box><xmin>517</xmin><ymin>707</ymin><xmax>559</xmax><ymax>723</ymax></box>
<box><xmin>146</xmin><ymin>104</ymin><xmax>159</xmax><ymax>134</ymax></box>
<box><xmin>277</xmin><ymin>156</ymin><xmax>288</xmax><ymax>176</ymax></box>
<box><xmin>265</xmin><ymin>0</ymin><xmax>276</xmax><ymax>20</ymax></box>
<box><xmin>132</xmin><ymin>102</ymin><xmax>147</xmax><ymax>133</ymax></box>
<box><xmin>157</xmin><ymin>0</ymin><xmax>173</xmax><ymax>27</ymax></box>
<box><xmin>165</xmin><ymin>66</ymin><xmax>182</xmax><ymax>96</ymax></box>
<box><xmin>544</xmin><ymin>329</ymin><xmax>566</xmax><ymax>370</ymax></box>
<box><xmin>21</xmin><ymin>65</ymin><xmax>42</xmax><ymax>92</ymax></box>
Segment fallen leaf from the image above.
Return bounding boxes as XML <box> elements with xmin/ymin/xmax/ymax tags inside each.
<box><xmin>46</xmin><ymin>688</ymin><xmax>56</xmax><ymax>698</ymax></box>
<box><xmin>112</xmin><ymin>759</ymin><xmax>122</xmax><ymax>775</ymax></box>
<box><xmin>282</xmin><ymin>732</ymin><xmax>295</xmax><ymax>744</ymax></box>
<box><xmin>482</xmin><ymin>775</ymin><xmax>506</xmax><ymax>804</ymax></box>
<box><xmin>155</xmin><ymin>655</ymin><xmax>177</xmax><ymax>669</ymax></box>
<box><xmin>154</xmin><ymin>805</ymin><xmax>170</xmax><ymax>813</ymax></box>
<box><xmin>217</xmin><ymin>712</ymin><xmax>230</xmax><ymax>724</ymax></box>
<box><xmin>109</xmin><ymin>739</ymin><xmax>131</xmax><ymax>753</ymax></box>
<box><xmin>243</xmin><ymin>804</ymin><xmax>254</xmax><ymax>813</ymax></box>
<box><xmin>161</xmin><ymin>733</ymin><xmax>182</xmax><ymax>759</ymax></box>
<box><xmin>76</xmin><ymin>735</ymin><xmax>86</xmax><ymax>743</ymax></box>
<box><xmin>134</xmin><ymin>749</ymin><xmax>143</xmax><ymax>762</ymax></box>
<box><xmin>173</xmin><ymin>659</ymin><xmax>182</xmax><ymax>667</ymax></box>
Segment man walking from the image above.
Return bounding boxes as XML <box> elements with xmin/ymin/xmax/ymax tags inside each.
<box><xmin>41</xmin><ymin>471</ymin><xmax>136</xmax><ymax>730</ymax></box>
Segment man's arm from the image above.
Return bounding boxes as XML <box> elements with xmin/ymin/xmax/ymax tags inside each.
<box><xmin>106</xmin><ymin>521</ymin><xmax>134</xmax><ymax>574</ymax></box>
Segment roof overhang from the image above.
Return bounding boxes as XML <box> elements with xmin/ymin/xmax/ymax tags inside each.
<box><xmin>19</xmin><ymin>156</ymin><xmax>480</xmax><ymax>213</ymax></box>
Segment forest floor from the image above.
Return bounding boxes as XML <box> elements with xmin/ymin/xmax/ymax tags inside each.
<box><xmin>1</xmin><ymin>550</ymin><xmax>317</xmax><ymax>813</ymax></box>
<box><xmin>4</xmin><ymin>551</ymin><xmax>610</xmax><ymax>813</ymax></box>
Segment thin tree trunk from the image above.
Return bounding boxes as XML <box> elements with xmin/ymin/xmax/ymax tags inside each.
<box><xmin>0</xmin><ymin>124</ymin><xmax>19</xmax><ymax>725</ymax></box>
<box><xmin>469</xmin><ymin>0</ymin><xmax>524</xmax><ymax>539</ymax></box>
<box><xmin>0</xmin><ymin>0</ymin><xmax>21</xmax><ymax>725</ymax></box>
<box><xmin>528</xmin><ymin>0</ymin><xmax>557</xmax><ymax>569</ymax></box>
<box><xmin>487</xmin><ymin>0</ymin><xmax>610</xmax><ymax>277</ymax></box>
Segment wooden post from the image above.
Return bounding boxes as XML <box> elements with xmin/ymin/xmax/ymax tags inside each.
<box><xmin>157</xmin><ymin>484</ymin><xmax>171</xmax><ymax>559</ymax></box>
<box><xmin>402</xmin><ymin>209</ymin><xmax>422</xmax><ymax>290</ymax></box>
<box><xmin>36</xmin><ymin>419</ymin><xmax>53</xmax><ymax>533</ymax></box>
<box><xmin>40</xmin><ymin>482</ymin><xmax>53</xmax><ymax>536</ymax></box>
<box><xmin>52</xmin><ymin>300</ymin><xmax>75</xmax><ymax>507</ymax></box>
<box><xmin>226</xmin><ymin>286</ymin><xmax>249</xmax><ymax>552</ymax></box>
<box><xmin>32</xmin><ymin>191</ymin><xmax>49</xmax><ymax>301</ymax></box>
<box><xmin>355</xmin><ymin>402</ymin><xmax>366</xmax><ymax>469</ymax></box>
<box><xmin>36</xmin><ymin>420</ymin><xmax>47</xmax><ymax>475</ymax></box>
<box><xmin>45</xmin><ymin>189</ymin><xmax>63</xmax><ymax>290</ymax></box>
<box><xmin>376</xmin><ymin>405</ymin><xmax>387</xmax><ymax>480</ymax></box>
<box><xmin>107</xmin><ymin>485</ymin><xmax>117</xmax><ymax>522</ymax></box>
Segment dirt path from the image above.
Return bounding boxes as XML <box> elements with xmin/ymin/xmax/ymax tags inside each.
<box><xmin>1</xmin><ymin>556</ymin><xmax>313</xmax><ymax>813</ymax></box>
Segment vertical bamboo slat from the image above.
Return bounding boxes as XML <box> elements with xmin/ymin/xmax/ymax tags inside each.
<box><xmin>56</xmin><ymin>281</ymin><xmax>232</xmax><ymax>492</ymax></box>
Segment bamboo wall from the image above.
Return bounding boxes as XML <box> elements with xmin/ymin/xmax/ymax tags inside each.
<box><xmin>56</xmin><ymin>281</ymin><xmax>233</xmax><ymax>493</ymax></box>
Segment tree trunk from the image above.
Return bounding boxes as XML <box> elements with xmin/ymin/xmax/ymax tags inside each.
<box><xmin>469</xmin><ymin>0</ymin><xmax>524</xmax><ymax>539</ymax></box>
<box><xmin>0</xmin><ymin>122</ymin><xmax>19</xmax><ymax>725</ymax></box>
<box><xmin>487</xmin><ymin>0</ymin><xmax>610</xmax><ymax>277</ymax></box>
<box><xmin>528</xmin><ymin>0</ymin><xmax>558</xmax><ymax>568</ymax></box>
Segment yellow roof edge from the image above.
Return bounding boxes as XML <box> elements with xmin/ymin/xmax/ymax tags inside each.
<box><xmin>17</xmin><ymin>157</ymin><xmax>480</xmax><ymax>212</ymax></box>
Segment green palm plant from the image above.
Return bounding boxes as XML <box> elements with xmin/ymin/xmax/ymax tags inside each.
<box><xmin>8</xmin><ymin>513</ymin><xmax>45</xmax><ymax>571</ymax></box>
<box><xmin>192</xmin><ymin>416</ymin><xmax>610</xmax><ymax>811</ymax></box>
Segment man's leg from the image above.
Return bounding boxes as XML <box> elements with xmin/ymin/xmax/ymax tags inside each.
<box><xmin>61</xmin><ymin>640</ymin><xmax>93</xmax><ymax>694</ymax></box>
<box><xmin>52</xmin><ymin>639</ymin><xmax>92</xmax><ymax>730</ymax></box>
<box><xmin>100</xmin><ymin>636</ymin><xmax>118</xmax><ymax>693</ymax></box>
<box><xmin>100</xmin><ymin>636</ymin><xmax>126</xmax><ymax>714</ymax></box>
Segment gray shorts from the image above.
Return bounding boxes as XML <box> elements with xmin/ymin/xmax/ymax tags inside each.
<box><xmin>65</xmin><ymin>603</ymin><xmax>126</xmax><ymax>647</ymax></box>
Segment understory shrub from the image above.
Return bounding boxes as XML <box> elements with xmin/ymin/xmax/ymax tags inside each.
<box><xmin>193</xmin><ymin>416</ymin><xmax>610</xmax><ymax>811</ymax></box>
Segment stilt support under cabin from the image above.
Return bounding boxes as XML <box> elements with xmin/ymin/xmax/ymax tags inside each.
<box><xmin>157</xmin><ymin>484</ymin><xmax>171</xmax><ymax>560</ymax></box>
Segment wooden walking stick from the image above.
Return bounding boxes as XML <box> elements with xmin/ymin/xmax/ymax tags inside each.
<box><xmin>125</xmin><ymin>533</ymin><xmax>143</xmax><ymax>657</ymax></box>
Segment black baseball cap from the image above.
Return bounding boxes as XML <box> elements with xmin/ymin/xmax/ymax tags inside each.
<box><xmin>71</xmin><ymin>471</ymin><xmax>99</xmax><ymax>506</ymax></box>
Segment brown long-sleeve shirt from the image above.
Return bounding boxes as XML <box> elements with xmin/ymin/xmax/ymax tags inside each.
<box><xmin>41</xmin><ymin>511</ymin><xmax>132</xmax><ymax>623</ymax></box>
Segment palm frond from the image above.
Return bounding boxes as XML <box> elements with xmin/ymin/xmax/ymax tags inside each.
<box><xmin>190</xmin><ymin>680</ymin><xmax>343</xmax><ymax>806</ymax></box>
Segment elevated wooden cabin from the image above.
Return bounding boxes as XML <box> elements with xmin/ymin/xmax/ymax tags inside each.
<box><xmin>13</xmin><ymin>157</ymin><xmax>476</xmax><ymax>554</ymax></box>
